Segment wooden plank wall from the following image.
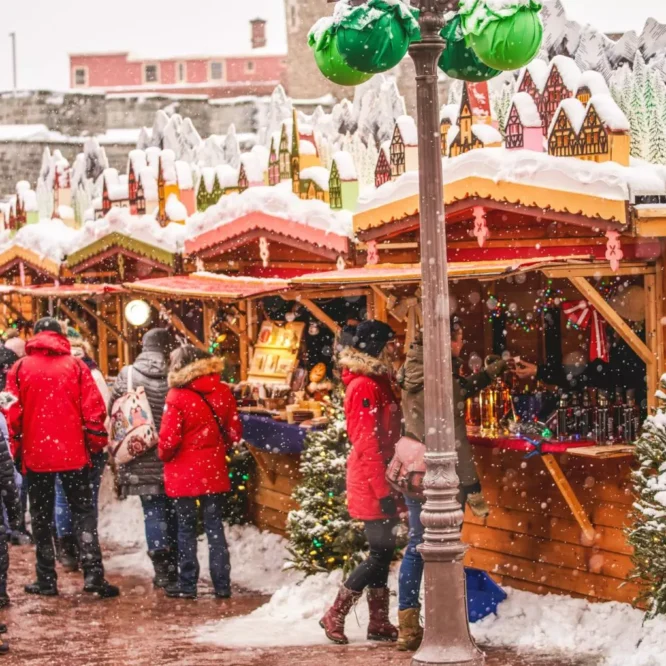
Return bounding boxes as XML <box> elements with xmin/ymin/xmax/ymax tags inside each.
<box><xmin>462</xmin><ymin>445</ymin><xmax>639</xmax><ymax>605</ymax></box>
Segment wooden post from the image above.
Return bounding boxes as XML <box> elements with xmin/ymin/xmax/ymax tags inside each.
<box><xmin>370</xmin><ymin>286</ymin><xmax>388</xmax><ymax>323</ymax></box>
<box><xmin>238</xmin><ymin>302</ymin><xmax>249</xmax><ymax>382</ymax></box>
<box><xmin>299</xmin><ymin>299</ymin><xmax>341</xmax><ymax>335</ymax></box>
<box><xmin>645</xmin><ymin>273</ymin><xmax>660</xmax><ymax>407</ymax></box>
<box><xmin>203</xmin><ymin>301</ymin><xmax>214</xmax><ymax>348</ymax></box>
<box><xmin>145</xmin><ymin>298</ymin><xmax>207</xmax><ymax>352</ymax></box>
<box><xmin>655</xmin><ymin>256</ymin><xmax>666</xmax><ymax>380</ymax></box>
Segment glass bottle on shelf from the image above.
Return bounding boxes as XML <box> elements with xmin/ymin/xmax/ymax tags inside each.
<box><xmin>465</xmin><ymin>396</ymin><xmax>482</xmax><ymax>430</ymax></box>
<box><xmin>623</xmin><ymin>389</ymin><xmax>641</xmax><ymax>443</ymax></box>
<box><xmin>568</xmin><ymin>393</ymin><xmax>581</xmax><ymax>441</ymax></box>
<box><xmin>578</xmin><ymin>390</ymin><xmax>593</xmax><ymax>440</ymax></box>
<box><xmin>557</xmin><ymin>393</ymin><xmax>569</xmax><ymax>441</ymax></box>
<box><xmin>480</xmin><ymin>384</ymin><xmax>499</xmax><ymax>436</ymax></box>
<box><xmin>595</xmin><ymin>390</ymin><xmax>611</xmax><ymax>445</ymax></box>
<box><xmin>612</xmin><ymin>388</ymin><xmax>625</xmax><ymax>443</ymax></box>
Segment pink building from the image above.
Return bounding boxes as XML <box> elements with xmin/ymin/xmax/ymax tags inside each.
<box><xmin>69</xmin><ymin>19</ymin><xmax>286</xmax><ymax>98</ymax></box>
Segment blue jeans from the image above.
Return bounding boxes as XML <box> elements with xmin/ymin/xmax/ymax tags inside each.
<box><xmin>140</xmin><ymin>494</ymin><xmax>178</xmax><ymax>554</ymax></box>
<box><xmin>398</xmin><ymin>496</ymin><xmax>425</xmax><ymax>611</ymax></box>
<box><xmin>174</xmin><ymin>494</ymin><xmax>230</xmax><ymax>594</ymax></box>
<box><xmin>54</xmin><ymin>451</ymin><xmax>106</xmax><ymax>538</ymax></box>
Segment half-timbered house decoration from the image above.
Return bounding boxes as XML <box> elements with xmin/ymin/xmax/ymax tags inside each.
<box><xmin>390</xmin><ymin>115</ymin><xmax>418</xmax><ymax>178</ymax></box>
<box><xmin>505</xmin><ymin>92</ymin><xmax>544</xmax><ymax>151</ymax></box>
<box><xmin>579</xmin><ymin>95</ymin><xmax>630</xmax><ymax>166</ymax></box>
<box><xmin>575</xmin><ymin>70</ymin><xmax>610</xmax><ymax>106</ymax></box>
<box><xmin>540</xmin><ymin>56</ymin><xmax>582</xmax><ymax>129</ymax></box>
<box><xmin>375</xmin><ymin>142</ymin><xmax>392</xmax><ymax>188</ymax></box>
<box><xmin>278</xmin><ymin>124</ymin><xmax>291</xmax><ymax>181</ymax></box>
<box><xmin>299</xmin><ymin>167</ymin><xmax>330</xmax><ymax>203</ymax></box>
<box><xmin>97</xmin><ymin>168</ymin><xmax>130</xmax><ymax>220</ymax></box>
<box><xmin>448</xmin><ymin>83</ymin><xmax>502</xmax><ymax>157</ymax></box>
<box><xmin>517</xmin><ymin>59</ymin><xmax>548</xmax><ymax>103</ymax></box>
<box><xmin>329</xmin><ymin>151</ymin><xmax>359</xmax><ymax>212</ymax></box>
<box><xmin>268</xmin><ymin>136</ymin><xmax>280</xmax><ymax>186</ymax></box>
<box><xmin>548</xmin><ymin>98</ymin><xmax>585</xmax><ymax>157</ymax></box>
<box><xmin>440</xmin><ymin>104</ymin><xmax>458</xmax><ymax>157</ymax></box>
<box><xmin>196</xmin><ymin>165</ymin><xmax>239</xmax><ymax>212</ymax></box>
<box><xmin>52</xmin><ymin>164</ymin><xmax>74</xmax><ymax>225</ymax></box>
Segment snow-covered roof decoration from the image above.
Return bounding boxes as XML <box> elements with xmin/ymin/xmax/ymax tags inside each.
<box><xmin>300</xmin><ymin>166</ymin><xmax>330</xmax><ymax>192</ymax></box>
<box><xmin>200</xmin><ymin>164</ymin><xmax>239</xmax><ymax>192</ymax></box>
<box><xmin>299</xmin><ymin>140</ymin><xmax>317</xmax><ymax>156</ymax></box>
<box><xmin>518</xmin><ymin>59</ymin><xmax>549</xmax><ymax>93</ymax></box>
<box><xmin>165</xmin><ymin>194</ymin><xmax>188</xmax><ymax>222</ymax></box>
<box><xmin>0</xmin><ymin>218</ymin><xmax>78</xmax><ymax>264</ymax></box>
<box><xmin>471</xmin><ymin>124</ymin><xmax>502</xmax><ymax>145</ymax></box>
<box><xmin>576</xmin><ymin>70</ymin><xmax>610</xmax><ymax>97</ymax></box>
<box><xmin>441</xmin><ymin>104</ymin><xmax>459</xmax><ymax>125</ymax></box>
<box><xmin>175</xmin><ymin>161</ymin><xmax>194</xmax><ymax>190</ymax></box>
<box><xmin>103</xmin><ymin>168</ymin><xmax>130</xmax><ymax>202</ymax></box>
<box><xmin>549</xmin><ymin>98</ymin><xmax>587</xmax><ymax>136</ymax></box>
<box><xmin>19</xmin><ymin>189</ymin><xmax>38</xmax><ymax>212</ymax></box>
<box><xmin>396</xmin><ymin>115</ymin><xmax>418</xmax><ymax>146</ymax></box>
<box><xmin>160</xmin><ymin>149</ymin><xmax>178</xmax><ymax>184</ymax></box>
<box><xmin>589</xmin><ymin>94</ymin><xmax>630</xmax><ymax>132</ymax></box>
<box><xmin>447</xmin><ymin>126</ymin><xmax>460</xmax><ymax>150</ymax></box>
<box><xmin>240</xmin><ymin>152</ymin><xmax>265</xmax><ymax>184</ymax></box>
<box><xmin>187</xmin><ymin>183</ymin><xmax>353</xmax><ymax>241</ymax></box>
<box><xmin>511</xmin><ymin>92</ymin><xmax>542</xmax><ymax>128</ymax></box>
<box><xmin>548</xmin><ymin>55</ymin><xmax>582</xmax><ymax>92</ymax></box>
<box><xmin>332</xmin><ymin>151</ymin><xmax>357</xmax><ymax>181</ymax></box>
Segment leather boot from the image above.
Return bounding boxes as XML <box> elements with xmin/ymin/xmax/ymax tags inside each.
<box><xmin>319</xmin><ymin>586</ymin><xmax>362</xmax><ymax>645</ymax></box>
<box><xmin>397</xmin><ymin>607</ymin><xmax>423</xmax><ymax>651</ymax></box>
<box><xmin>366</xmin><ymin>587</ymin><xmax>398</xmax><ymax>642</ymax></box>
<box><xmin>57</xmin><ymin>536</ymin><xmax>80</xmax><ymax>573</ymax></box>
<box><xmin>83</xmin><ymin>575</ymin><xmax>120</xmax><ymax>599</ymax></box>
<box><xmin>148</xmin><ymin>550</ymin><xmax>171</xmax><ymax>589</ymax></box>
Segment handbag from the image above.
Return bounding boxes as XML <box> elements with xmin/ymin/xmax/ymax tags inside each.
<box><xmin>386</xmin><ymin>435</ymin><xmax>426</xmax><ymax>500</ymax></box>
<box><xmin>109</xmin><ymin>367</ymin><xmax>158</xmax><ymax>465</ymax></box>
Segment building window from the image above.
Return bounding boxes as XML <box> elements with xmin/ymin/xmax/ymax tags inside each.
<box><xmin>246</xmin><ymin>60</ymin><xmax>255</xmax><ymax>73</ymax></box>
<box><xmin>176</xmin><ymin>62</ymin><xmax>186</xmax><ymax>84</ymax></box>
<box><xmin>144</xmin><ymin>64</ymin><xmax>159</xmax><ymax>83</ymax></box>
<box><xmin>73</xmin><ymin>67</ymin><xmax>87</xmax><ymax>86</ymax></box>
<box><xmin>210</xmin><ymin>62</ymin><xmax>224</xmax><ymax>81</ymax></box>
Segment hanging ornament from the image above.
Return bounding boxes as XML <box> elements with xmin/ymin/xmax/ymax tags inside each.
<box><xmin>366</xmin><ymin>240</ymin><xmax>379</xmax><ymax>266</ymax></box>
<box><xmin>605</xmin><ymin>230</ymin><xmax>623</xmax><ymax>272</ymax></box>
<box><xmin>459</xmin><ymin>0</ymin><xmax>544</xmax><ymax>72</ymax></box>
<box><xmin>438</xmin><ymin>14</ymin><xmax>500</xmax><ymax>82</ymax></box>
<box><xmin>308</xmin><ymin>19</ymin><xmax>373</xmax><ymax>86</ymax></box>
<box><xmin>259</xmin><ymin>236</ymin><xmax>270</xmax><ymax>268</ymax></box>
<box><xmin>472</xmin><ymin>206</ymin><xmax>489</xmax><ymax>247</ymax></box>
<box><xmin>562</xmin><ymin>300</ymin><xmax>609</xmax><ymax>363</ymax></box>
<box><xmin>335</xmin><ymin>0</ymin><xmax>421</xmax><ymax>75</ymax></box>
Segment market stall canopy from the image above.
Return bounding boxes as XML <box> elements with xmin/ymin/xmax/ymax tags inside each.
<box><xmin>124</xmin><ymin>272</ymin><xmax>290</xmax><ymax>301</ymax></box>
<box><xmin>0</xmin><ymin>245</ymin><xmax>62</xmax><ymax>281</ymax></box>
<box><xmin>11</xmin><ymin>284</ymin><xmax>126</xmax><ymax>298</ymax></box>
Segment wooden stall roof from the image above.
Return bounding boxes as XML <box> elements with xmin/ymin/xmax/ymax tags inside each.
<box><xmin>66</xmin><ymin>232</ymin><xmax>177</xmax><ymax>271</ymax></box>
<box><xmin>124</xmin><ymin>273</ymin><xmax>290</xmax><ymax>301</ymax></box>
<box><xmin>291</xmin><ymin>256</ymin><xmax>611</xmax><ymax>286</ymax></box>
<box><xmin>13</xmin><ymin>284</ymin><xmax>126</xmax><ymax>298</ymax></box>
<box><xmin>0</xmin><ymin>245</ymin><xmax>61</xmax><ymax>279</ymax></box>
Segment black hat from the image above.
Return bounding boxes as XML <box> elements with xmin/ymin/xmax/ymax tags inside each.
<box><xmin>337</xmin><ymin>324</ymin><xmax>357</xmax><ymax>351</ymax></box>
<box><xmin>142</xmin><ymin>328</ymin><xmax>172</xmax><ymax>353</ymax></box>
<box><xmin>353</xmin><ymin>320</ymin><xmax>395</xmax><ymax>358</ymax></box>
<box><xmin>33</xmin><ymin>317</ymin><xmax>64</xmax><ymax>335</ymax></box>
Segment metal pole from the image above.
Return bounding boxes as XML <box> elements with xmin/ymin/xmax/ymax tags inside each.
<box><xmin>9</xmin><ymin>32</ymin><xmax>17</xmax><ymax>95</ymax></box>
<box><xmin>409</xmin><ymin>2</ymin><xmax>484</xmax><ymax>664</ymax></box>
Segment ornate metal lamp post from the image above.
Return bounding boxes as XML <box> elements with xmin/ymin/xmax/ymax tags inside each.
<box><xmin>409</xmin><ymin>3</ymin><xmax>484</xmax><ymax>664</ymax></box>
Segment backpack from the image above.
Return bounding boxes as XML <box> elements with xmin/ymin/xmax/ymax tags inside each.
<box><xmin>109</xmin><ymin>367</ymin><xmax>158</xmax><ymax>465</ymax></box>
<box><xmin>385</xmin><ymin>435</ymin><xmax>426</xmax><ymax>500</ymax></box>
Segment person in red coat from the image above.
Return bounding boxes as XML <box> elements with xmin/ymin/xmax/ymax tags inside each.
<box><xmin>3</xmin><ymin>318</ymin><xmax>118</xmax><ymax>599</ymax></box>
<box><xmin>321</xmin><ymin>320</ymin><xmax>402</xmax><ymax>645</ymax></box>
<box><xmin>158</xmin><ymin>345</ymin><xmax>242</xmax><ymax>600</ymax></box>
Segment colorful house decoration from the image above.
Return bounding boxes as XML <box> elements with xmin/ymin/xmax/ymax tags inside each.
<box><xmin>375</xmin><ymin>142</ymin><xmax>392</xmax><ymax>188</ymax></box>
<box><xmin>505</xmin><ymin>92</ymin><xmax>544</xmax><ymax>151</ymax></box>
<box><xmin>196</xmin><ymin>165</ymin><xmax>239</xmax><ymax>212</ymax></box>
<box><xmin>268</xmin><ymin>136</ymin><xmax>280</xmax><ymax>186</ymax></box>
<box><xmin>575</xmin><ymin>70</ymin><xmax>609</xmax><ymax>106</ymax></box>
<box><xmin>440</xmin><ymin>105</ymin><xmax>458</xmax><ymax>157</ymax></box>
<box><xmin>539</xmin><ymin>56</ymin><xmax>582</xmax><ymax>129</ymax></box>
<box><xmin>329</xmin><ymin>152</ymin><xmax>359</xmax><ymax>212</ymax></box>
<box><xmin>547</xmin><ymin>98</ymin><xmax>585</xmax><ymax>157</ymax></box>
<box><xmin>448</xmin><ymin>83</ymin><xmax>502</xmax><ymax>157</ymax></box>
<box><xmin>390</xmin><ymin>116</ymin><xmax>418</xmax><ymax>179</ymax></box>
<box><xmin>299</xmin><ymin>167</ymin><xmax>330</xmax><ymax>203</ymax></box>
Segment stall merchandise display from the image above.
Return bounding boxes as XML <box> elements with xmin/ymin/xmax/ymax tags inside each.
<box><xmin>248</xmin><ymin>321</ymin><xmax>304</xmax><ymax>386</ymax></box>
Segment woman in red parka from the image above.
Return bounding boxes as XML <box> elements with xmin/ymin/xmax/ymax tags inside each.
<box><xmin>320</xmin><ymin>320</ymin><xmax>402</xmax><ymax>645</ymax></box>
<box><xmin>158</xmin><ymin>345</ymin><xmax>242</xmax><ymax>600</ymax></box>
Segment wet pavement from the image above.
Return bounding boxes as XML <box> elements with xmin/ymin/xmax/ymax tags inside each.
<box><xmin>0</xmin><ymin>544</ymin><xmax>600</xmax><ymax>666</ymax></box>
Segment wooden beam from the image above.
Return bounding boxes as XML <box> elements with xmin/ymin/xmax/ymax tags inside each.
<box><xmin>645</xmin><ymin>273</ymin><xmax>660</xmax><ymax>410</ymax></box>
<box><xmin>300</xmin><ymin>299</ymin><xmax>341</xmax><ymax>335</ymax></box>
<box><xmin>203</xmin><ymin>302</ymin><xmax>214</xmax><ymax>346</ymax></box>
<box><xmin>542</xmin><ymin>262</ymin><xmax>652</xmax><ymax>279</ymax></box>
<box><xmin>1</xmin><ymin>297</ymin><xmax>24</xmax><ymax>321</ymax></box>
<box><xmin>370</xmin><ymin>286</ymin><xmax>388</xmax><ymax>323</ymax></box>
<box><xmin>238</xmin><ymin>310</ymin><xmax>249</xmax><ymax>382</ymax></box>
<box><xmin>145</xmin><ymin>298</ymin><xmax>207</xmax><ymax>352</ymax></box>
<box><xmin>57</xmin><ymin>301</ymin><xmax>93</xmax><ymax>341</ymax></box>
<box><xmin>73</xmin><ymin>298</ymin><xmax>128</xmax><ymax>343</ymax></box>
<box><xmin>280</xmin><ymin>288</ymin><xmax>370</xmax><ymax>301</ymax></box>
<box><xmin>569</xmin><ymin>277</ymin><xmax>653</xmax><ymax>366</ymax></box>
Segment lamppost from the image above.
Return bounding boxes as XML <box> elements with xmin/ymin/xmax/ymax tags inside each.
<box><xmin>409</xmin><ymin>3</ymin><xmax>484</xmax><ymax>664</ymax></box>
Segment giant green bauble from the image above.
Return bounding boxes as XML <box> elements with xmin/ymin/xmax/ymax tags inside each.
<box><xmin>309</xmin><ymin>27</ymin><xmax>373</xmax><ymax>86</ymax></box>
<box><xmin>335</xmin><ymin>0</ymin><xmax>421</xmax><ymax>75</ymax></box>
<box><xmin>468</xmin><ymin>6</ymin><xmax>544</xmax><ymax>72</ymax></box>
<box><xmin>439</xmin><ymin>15</ymin><xmax>500</xmax><ymax>82</ymax></box>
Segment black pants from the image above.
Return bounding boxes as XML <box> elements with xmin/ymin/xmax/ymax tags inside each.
<box><xmin>345</xmin><ymin>518</ymin><xmax>398</xmax><ymax>592</ymax></box>
<box><xmin>27</xmin><ymin>467</ymin><xmax>104</xmax><ymax>584</ymax></box>
<box><xmin>0</xmin><ymin>530</ymin><xmax>8</xmax><ymax>596</ymax></box>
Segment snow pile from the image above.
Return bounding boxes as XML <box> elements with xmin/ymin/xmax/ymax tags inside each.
<box><xmin>332</xmin><ymin>151</ymin><xmax>357</xmax><ymax>181</ymax></box>
<box><xmin>576</xmin><ymin>70</ymin><xmax>610</xmax><ymax>97</ymax></box>
<box><xmin>549</xmin><ymin>98</ymin><xmax>587</xmax><ymax>135</ymax></box>
<box><xmin>2</xmin><ymin>218</ymin><xmax>78</xmax><ymax>263</ymax></box>
<box><xmin>471</xmin><ymin>124</ymin><xmax>502</xmax><ymax>144</ymax></box>
<box><xmin>396</xmin><ymin>115</ymin><xmax>418</xmax><ymax>145</ymax></box>
<box><xmin>511</xmin><ymin>92</ymin><xmax>542</xmax><ymax>128</ymax></box>
<box><xmin>590</xmin><ymin>94</ymin><xmax>631</xmax><ymax>132</ymax></box>
<box><xmin>187</xmin><ymin>182</ymin><xmax>354</xmax><ymax>240</ymax></box>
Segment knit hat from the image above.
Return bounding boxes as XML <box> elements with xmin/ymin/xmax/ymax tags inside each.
<box><xmin>353</xmin><ymin>320</ymin><xmax>395</xmax><ymax>358</ymax></box>
<box><xmin>4</xmin><ymin>337</ymin><xmax>25</xmax><ymax>358</ymax></box>
<box><xmin>34</xmin><ymin>317</ymin><xmax>65</xmax><ymax>336</ymax></box>
<box><xmin>66</xmin><ymin>327</ymin><xmax>84</xmax><ymax>347</ymax></box>
<box><xmin>142</xmin><ymin>328</ymin><xmax>172</xmax><ymax>353</ymax></box>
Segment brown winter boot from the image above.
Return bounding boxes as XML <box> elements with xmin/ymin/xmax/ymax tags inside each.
<box><xmin>397</xmin><ymin>607</ymin><xmax>423</xmax><ymax>651</ymax></box>
<box><xmin>366</xmin><ymin>587</ymin><xmax>398</xmax><ymax>642</ymax></box>
<box><xmin>319</xmin><ymin>586</ymin><xmax>362</xmax><ymax>645</ymax></box>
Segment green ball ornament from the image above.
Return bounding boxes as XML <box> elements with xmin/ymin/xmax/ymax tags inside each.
<box><xmin>335</xmin><ymin>0</ymin><xmax>421</xmax><ymax>75</ymax></box>
<box><xmin>308</xmin><ymin>25</ymin><xmax>373</xmax><ymax>86</ymax></box>
<box><xmin>439</xmin><ymin>15</ymin><xmax>500</xmax><ymax>82</ymax></box>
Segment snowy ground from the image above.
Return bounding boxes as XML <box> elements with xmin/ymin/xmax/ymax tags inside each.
<box><xmin>97</xmin><ymin>474</ymin><xmax>666</xmax><ymax>665</ymax></box>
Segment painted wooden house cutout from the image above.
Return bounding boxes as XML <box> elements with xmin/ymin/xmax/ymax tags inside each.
<box><xmin>268</xmin><ymin>136</ymin><xmax>280</xmax><ymax>186</ymax></box>
<box><xmin>329</xmin><ymin>151</ymin><xmax>359</xmax><ymax>212</ymax></box>
<box><xmin>575</xmin><ymin>70</ymin><xmax>609</xmax><ymax>106</ymax></box>
<box><xmin>579</xmin><ymin>95</ymin><xmax>630</xmax><ymax>166</ymax></box>
<box><xmin>375</xmin><ymin>142</ymin><xmax>392</xmax><ymax>188</ymax></box>
<box><xmin>505</xmin><ymin>92</ymin><xmax>544</xmax><ymax>151</ymax></box>
<box><xmin>548</xmin><ymin>98</ymin><xmax>585</xmax><ymax>157</ymax></box>
<box><xmin>541</xmin><ymin>56</ymin><xmax>581</xmax><ymax>130</ymax></box>
<box><xmin>390</xmin><ymin>115</ymin><xmax>418</xmax><ymax>179</ymax></box>
<box><xmin>448</xmin><ymin>83</ymin><xmax>502</xmax><ymax>157</ymax></box>
<box><xmin>440</xmin><ymin>104</ymin><xmax>458</xmax><ymax>157</ymax></box>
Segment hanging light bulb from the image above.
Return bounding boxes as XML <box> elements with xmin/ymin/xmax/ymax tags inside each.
<box><xmin>125</xmin><ymin>299</ymin><xmax>151</xmax><ymax>327</ymax></box>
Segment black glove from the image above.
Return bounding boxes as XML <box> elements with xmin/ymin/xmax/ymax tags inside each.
<box><xmin>379</xmin><ymin>496</ymin><xmax>397</xmax><ymax>516</ymax></box>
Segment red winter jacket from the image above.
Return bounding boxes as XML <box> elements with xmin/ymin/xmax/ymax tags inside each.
<box><xmin>339</xmin><ymin>348</ymin><xmax>402</xmax><ymax>521</ymax></box>
<box><xmin>158</xmin><ymin>357</ymin><xmax>242</xmax><ymax>498</ymax></box>
<box><xmin>4</xmin><ymin>331</ymin><xmax>108</xmax><ymax>473</ymax></box>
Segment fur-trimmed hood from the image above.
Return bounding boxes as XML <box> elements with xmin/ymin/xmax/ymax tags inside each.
<box><xmin>168</xmin><ymin>357</ymin><xmax>225</xmax><ymax>388</ymax></box>
<box><xmin>338</xmin><ymin>347</ymin><xmax>390</xmax><ymax>379</ymax></box>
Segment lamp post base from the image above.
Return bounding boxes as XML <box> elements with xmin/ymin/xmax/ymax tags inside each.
<box><xmin>411</xmin><ymin>560</ymin><xmax>485</xmax><ymax>666</ymax></box>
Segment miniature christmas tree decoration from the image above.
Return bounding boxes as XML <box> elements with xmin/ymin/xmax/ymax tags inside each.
<box><xmin>459</xmin><ymin>0</ymin><xmax>544</xmax><ymax>72</ymax></box>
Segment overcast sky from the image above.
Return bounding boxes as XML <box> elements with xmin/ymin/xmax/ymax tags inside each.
<box><xmin>3</xmin><ymin>0</ymin><xmax>666</xmax><ymax>92</ymax></box>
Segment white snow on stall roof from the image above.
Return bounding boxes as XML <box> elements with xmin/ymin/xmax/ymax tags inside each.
<box><xmin>240</xmin><ymin>152</ymin><xmax>265</xmax><ymax>184</ymax></box>
<box><xmin>251</xmin><ymin>144</ymin><xmax>270</xmax><ymax>170</ymax></box>
<box><xmin>511</xmin><ymin>92</ymin><xmax>542</xmax><ymax>128</ymax></box>
<box><xmin>518</xmin><ymin>58</ymin><xmax>549</xmax><ymax>92</ymax></box>
<box><xmin>548</xmin><ymin>55</ymin><xmax>582</xmax><ymax>92</ymax></box>
<box><xmin>299</xmin><ymin>140</ymin><xmax>317</xmax><ymax>156</ymax></box>
<box><xmin>440</xmin><ymin>103</ymin><xmax>459</xmax><ymax>125</ymax></box>
<box><xmin>589</xmin><ymin>94</ymin><xmax>630</xmax><ymax>132</ymax></box>
<box><xmin>357</xmin><ymin>147</ymin><xmax>666</xmax><ymax>214</ymax></box>
<box><xmin>396</xmin><ymin>115</ymin><xmax>418</xmax><ymax>145</ymax></box>
<box><xmin>175</xmin><ymin>160</ymin><xmax>194</xmax><ymax>190</ymax></box>
<box><xmin>187</xmin><ymin>182</ymin><xmax>353</xmax><ymax>240</ymax></box>
<box><xmin>165</xmin><ymin>194</ymin><xmax>187</xmax><ymax>222</ymax></box>
<box><xmin>300</xmin><ymin>166</ymin><xmax>330</xmax><ymax>192</ymax></box>
<box><xmin>1</xmin><ymin>217</ymin><xmax>78</xmax><ymax>263</ymax></box>
<box><xmin>471</xmin><ymin>124</ymin><xmax>502</xmax><ymax>145</ymax></box>
<box><xmin>576</xmin><ymin>70</ymin><xmax>610</xmax><ymax>97</ymax></box>
<box><xmin>160</xmin><ymin>149</ymin><xmax>178</xmax><ymax>184</ymax></box>
<box><xmin>20</xmin><ymin>190</ymin><xmax>38</xmax><ymax>212</ymax></box>
<box><xmin>549</xmin><ymin>98</ymin><xmax>587</xmax><ymax>136</ymax></box>
<box><xmin>332</xmin><ymin>151</ymin><xmax>357</xmax><ymax>181</ymax></box>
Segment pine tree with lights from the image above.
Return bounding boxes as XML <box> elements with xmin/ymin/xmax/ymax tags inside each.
<box><xmin>628</xmin><ymin>408</ymin><xmax>666</xmax><ymax>618</ymax></box>
<box><xmin>287</xmin><ymin>391</ymin><xmax>366</xmax><ymax>575</ymax></box>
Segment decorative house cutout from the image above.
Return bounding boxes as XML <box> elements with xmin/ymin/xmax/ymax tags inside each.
<box><xmin>390</xmin><ymin>116</ymin><xmax>418</xmax><ymax>179</ymax></box>
<box><xmin>268</xmin><ymin>136</ymin><xmax>280</xmax><ymax>186</ymax></box>
<box><xmin>329</xmin><ymin>151</ymin><xmax>358</xmax><ymax>212</ymax></box>
<box><xmin>299</xmin><ymin>166</ymin><xmax>330</xmax><ymax>203</ymax></box>
<box><xmin>517</xmin><ymin>59</ymin><xmax>548</xmax><ymax>104</ymax></box>
<box><xmin>375</xmin><ymin>142</ymin><xmax>391</xmax><ymax>188</ymax></box>
<box><xmin>505</xmin><ymin>92</ymin><xmax>544</xmax><ymax>151</ymax></box>
<box><xmin>449</xmin><ymin>84</ymin><xmax>502</xmax><ymax>158</ymax></box>
<box><xmin>548</xmin><ymin>98</ymin><xmax>585</xmax><ymax>157</ymax></box>
<box><xmin>540</xmin><ymin>56</ymin><xmax>582</xmax><ymax>130</ymax></box>
<box><xmin>196</xmin><ymin>165</ymin><xmax>239</xmax><ymax>212</ymax></box>
<box><xmin>575</xmin><ymin>70</ymin><xmax>610</xmax><ymax>106</ymax></box>
<box><xmin>440</xmin><ymin>104</ymin><xmax>458</xmax><ymax>157</ymax></box>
